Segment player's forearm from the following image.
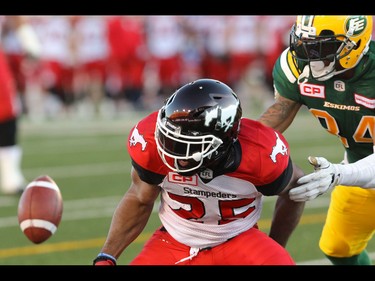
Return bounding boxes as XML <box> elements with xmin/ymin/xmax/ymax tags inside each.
<box><xmin>336</xmin><ymin>152</ymin><xmax>375</xmax><ymax>188</ymax></box>
<box><xmin>258</xmin><ymin>105</ymin><xmax>288</xmax><ymax>132</ymax></box>
<box><xmin>258</xmin><ymin>96</ymin><xmax>301</xmax><ymax>133</ymax></box>
<box><xmin>100</xmin><ymin>195</ymin><xmax>154</xmax><ymax>259</ymax></box>
<box><xmin>269</xmin><ymin>194</ymin><xmax>305</xmax><ymax>247</ymax></box>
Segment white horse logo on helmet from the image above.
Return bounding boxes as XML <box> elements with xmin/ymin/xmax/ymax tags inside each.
<box><xmin>129</xmin><ymin>126</ymin><xmax>147</xmax><ymax>151</ymax></box>
<box><xmin>270</xmin><ymin>132</ymin><xmax>288</xmax><ymax>163</ymax></box>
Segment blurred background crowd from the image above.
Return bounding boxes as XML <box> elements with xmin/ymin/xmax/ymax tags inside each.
<box><xmin>1</xmin><ymin>15</ymin><xmax>375</xmax><ymax>195</ymax></box>
<box><xmin>0</xmin><ymin>15</ymin><xmax>300</xmax><ymax>121</ymax></box>
<box><xmin>6</xmin><ymin>15</ymin><xmax>370</xmax><ymax>121</ymax></box>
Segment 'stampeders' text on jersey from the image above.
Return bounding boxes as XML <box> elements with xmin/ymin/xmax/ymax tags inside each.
<box><xmin>273</xmin><ymin>41</ymin><xmax>375</xmax><ymax>163</ymax></box>
<box><xmin>127</xmin><ymin>111</ymin><xmax>290</xmax><ymax>248</ymax></box>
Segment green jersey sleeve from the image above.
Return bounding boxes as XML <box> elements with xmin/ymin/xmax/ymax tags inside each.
<box><xmin>272</xmin><ymin>48</ymin><xmax>302</xmax><ymax>103</ymax></box>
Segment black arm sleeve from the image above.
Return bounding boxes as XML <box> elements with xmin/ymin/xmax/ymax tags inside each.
<box><xmin>255</xmin><ymin>158</ymin><xmax>293</xmax><ymax>196</ymax></box>
<box><xmin>131</xmin><ymin>159</ymin><xmax>165</xmax><ymax>185</ymax></box>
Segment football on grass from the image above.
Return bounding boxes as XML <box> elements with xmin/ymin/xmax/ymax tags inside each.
<box><xmin>17</xmin><ymin>175</ymin><xmax>63</xmax><ymax>244</ymax></box>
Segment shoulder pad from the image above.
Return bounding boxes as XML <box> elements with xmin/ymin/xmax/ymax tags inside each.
<box><xmin>279</xmin><ymin>48</ymin><xmax>300</xmax><ymax>84</ymax></box>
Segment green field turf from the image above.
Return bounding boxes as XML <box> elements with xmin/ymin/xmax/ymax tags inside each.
<box><xmin>0</xmin><ymin>107</ymin><xmax>374</xmax><ymax>265</ymax></box>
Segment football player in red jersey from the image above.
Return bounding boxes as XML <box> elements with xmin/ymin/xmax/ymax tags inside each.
<box><xmin>93</xmin><ymin>78</ymin><xmax>305</xmax><ymax>265</ymax></box>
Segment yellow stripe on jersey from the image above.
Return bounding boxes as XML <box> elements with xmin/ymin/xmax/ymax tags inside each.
<box><xmin>280</xmin><ymin>48</ymin><xmax>300</xmax><ymax>84</ymax></box>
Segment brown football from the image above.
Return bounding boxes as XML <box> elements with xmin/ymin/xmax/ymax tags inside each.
<box><xmin>17</xmin><ymin>175</ymin><xmax>63</xmax><ymax>244</ymax></box>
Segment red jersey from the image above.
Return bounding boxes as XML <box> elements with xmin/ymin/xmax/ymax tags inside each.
<box><xmin>127</xmin><ymin>111</ymin><xmax>291</xmax><ymax>249</ymax></box>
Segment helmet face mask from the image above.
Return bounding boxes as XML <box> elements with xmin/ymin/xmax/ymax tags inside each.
<box><xmin>156</xmin><ymin>110</ymin><xmax>223</xmax><ymax>173</ymax></box>
<box><xmin>289</xmin><ymin>15</ymin><xmax>373</xmax><ymax>81</ymax></box>
<box><xmin>155</xmin><ymin>79</ymin><xmax>242</xmax><ymax>175</ymax></box>
<box><xmin>290</xmin><ymin>32</ymin><xmax>346</xmax><ymax>62</ymax></box>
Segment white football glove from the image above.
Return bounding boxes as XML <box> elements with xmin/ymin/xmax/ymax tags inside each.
<box><xmin>289</xmin><ymin>156</ymin><xmax>341</xmax><ymax>202</ymax></box>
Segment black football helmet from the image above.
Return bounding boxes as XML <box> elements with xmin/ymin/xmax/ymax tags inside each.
<box><xmin>155</xmin><ymin>79</ymin><xmax>242</xmax><ymax>175</ymax></box>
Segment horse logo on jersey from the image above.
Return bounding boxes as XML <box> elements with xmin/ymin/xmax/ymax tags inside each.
<box><xmin>270</xmin><ymin>132</ymin><xmax>288</xmax><ymax>163</ymax></box>
<box><xmin>129</xmin><ymin>126</ymin><xmax>147</xmax><ymax>151</ymax></box>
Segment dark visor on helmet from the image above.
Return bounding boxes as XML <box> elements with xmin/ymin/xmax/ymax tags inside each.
<box><xmin>290</xmin><ymin>28</ymin><xmax>345</xmax><ymax>62</ymax></box>
<box><xmin>157</xmin><ymin>128</ymin><xmax>210</xmax><ymax>158</ymax></box>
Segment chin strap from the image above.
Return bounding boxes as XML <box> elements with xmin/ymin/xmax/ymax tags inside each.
<box><xmin>297</xmin><ymin>65</ymin><xmax>310</xmax><ymax>84</ymax></box>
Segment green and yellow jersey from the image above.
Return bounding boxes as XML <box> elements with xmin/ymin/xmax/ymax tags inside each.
<box><xmin>273</xmin><ymin>41</ymin><xmax>375</xmax><ymax>163</ymax></box>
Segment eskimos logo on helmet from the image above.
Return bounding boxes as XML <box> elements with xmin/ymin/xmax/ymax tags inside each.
<box><xmin>345</xmin><ymin>16</ymin><xmax>367</xmax><ymax>36</ymax></box>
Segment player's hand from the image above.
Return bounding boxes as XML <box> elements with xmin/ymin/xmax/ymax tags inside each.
<box><xmin>289</xmin><ymin>156</ymin><xmax>340</xmax><ymax>202</ymax></box>
<box><xmin>93</xmin><ymin>253</ymin><xmax>117</xmax><ymax>266</ymax></box>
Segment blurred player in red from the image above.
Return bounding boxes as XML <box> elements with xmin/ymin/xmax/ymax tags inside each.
<box><xmin>93</xmin><ymin>78</ymin><xmax>305</xmax><ymax>265</ymax></box>
<box><xmin>70</xmin><ymin>16</ymin><xmax>109</xmax><ymax>118</ymax></box>
<box><xmin>106</xmin><ymin>16</ymin><xmax>148</xmax><ymax>111</ymax></box>
<box><xmin>0</xmin><ymin>16</ymin><xmax>40</xmax><ymax>195</ymax></box>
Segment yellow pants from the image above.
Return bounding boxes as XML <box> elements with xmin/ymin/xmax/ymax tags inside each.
<box><xmin>319</xmin><ymin>185</ymin><xmax>375</xmax><ymax>257</ymax></box>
